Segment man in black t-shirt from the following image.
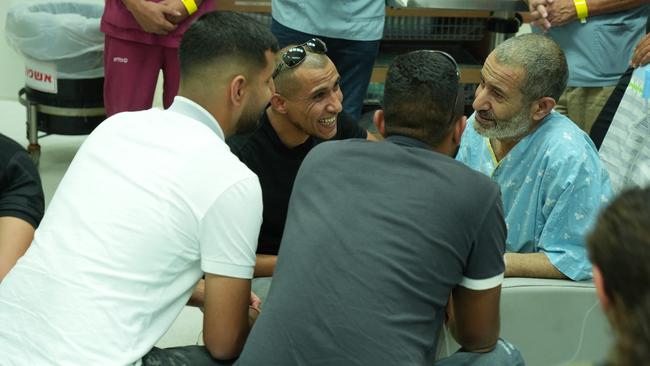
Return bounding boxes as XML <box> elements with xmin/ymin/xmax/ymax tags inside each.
<box><xmin>228</xmin><ymin>41</ymin><xmax>370</xmax><ymax>277</ymax></box>
<box><xmin>0</xmin><ymin>133</ymin><xmax>44</xmax><ymax>281</ymax></box>
<box><xmin>236</xmin><ymin>50</ymin><xmax>523</xmax><ymax>366</ymax></box>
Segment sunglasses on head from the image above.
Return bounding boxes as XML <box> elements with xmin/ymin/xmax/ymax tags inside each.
<box><xmin>426</xmin><ymin>50</ymin><xmax>463</xmax><ymax>125</ymax></box>
<box><xmin>272</xmin><ymin>38</ymin><xmax>328</xmax><ymax>79</ymax></box>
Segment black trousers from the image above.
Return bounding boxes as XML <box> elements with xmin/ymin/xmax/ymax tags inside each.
<box><xmin>142</xmin><ymin>346</ymin><xmax>235</xmax><ymax>366</ymax></box>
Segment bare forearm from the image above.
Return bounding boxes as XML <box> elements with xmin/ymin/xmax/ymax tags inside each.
<box><xmin>504</xmin><ymin>252</ymin><xmax>568</xmax><ymax>279</ymax></box>
<box><xmin>0</xmin><ymin>217</ymin><xmax>35</xmax><ymax>282</ymax></box>
<box><xmin>448</xmin><ymin>320</ymin><xmax>498</xmax><ymax>352</ymax></box>
<box><xmin>254</xmin><ymin>254</ymin><xmax>277</xmax><ymax>277</ymax></box>
<box><xmin>447</xmin><ymin>286</ymin><xmax>500</xmax><ymax>352</ymax></box>
<box><xmin>121</xmin><ymin>0</ymin><xmax>143</xmax><ymax>11</ymax></box>
<box><xmin>203</xmin><ymin>275</ymin><xmax>252</xmax><ymax>359</ymax></box>
<box><xmin>248</xmin><ymin>306</ymin><xmax>260</xmax><ymax>327</ymax></box>
<box><xmin>584</xmin><ymin>0</ymin><xmax>649</xmax><ymax>17</ymax></box>
<box><xmin>447</xmin><ymin>302</ymin><xmax>496</xmax><ymax>352</ymax></box>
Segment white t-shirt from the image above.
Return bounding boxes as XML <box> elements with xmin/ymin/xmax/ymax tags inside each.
<box><xmin>0</xmin><ymin>97</ymin><xmax>262</xmax><ymax>365</ymax></box>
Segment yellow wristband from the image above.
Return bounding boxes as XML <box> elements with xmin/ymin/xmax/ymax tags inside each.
<box><xmin>181</xmin><ymin>0</ymin><xmax>198</xmax><ymax>15</ymax></box>
<box><xmin>574</xmin><ymin>0</ymin><xmax>589</xmax><ymax>24</ymax></box>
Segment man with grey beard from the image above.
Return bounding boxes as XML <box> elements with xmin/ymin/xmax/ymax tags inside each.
<box><xmin>457</xmin><ymin>33</ymin><xmax>612</xmax><ymax>281</ymax></box>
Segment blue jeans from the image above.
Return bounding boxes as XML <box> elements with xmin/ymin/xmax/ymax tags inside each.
<box><xmin>271</xmin><ymin>19</ymin><xmax>380</xmax><ymax>121</ymax></box>
<box><xmin>435</xmin><ymin>339</ymin><xmax>526</xmax><ymax>366</ymax></box>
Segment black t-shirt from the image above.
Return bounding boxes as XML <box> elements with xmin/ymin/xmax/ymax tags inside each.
<box><xmin>0</xmin><ymin>133</ymin><xmax>44</xmax><ymax>228</ymax></box>
<box><xmin>228</xmin><ymin>110</ymin><xmax>366</xmax><ymax>255</ymax></box>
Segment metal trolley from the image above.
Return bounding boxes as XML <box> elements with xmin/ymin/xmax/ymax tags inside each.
<box><xmin>18</xmin><ymin>78</ymin><xmax>106</xmax><ymax>166</ymax></box>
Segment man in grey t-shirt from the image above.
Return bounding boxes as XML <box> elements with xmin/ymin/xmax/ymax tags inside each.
<box><xmin>236</xmin><ymin>51</ymin><xmax>523</xmax><ymax>365</ymax></box>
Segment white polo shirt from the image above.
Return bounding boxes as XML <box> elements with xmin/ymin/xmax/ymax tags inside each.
<box><xmin>0</xmin><ymin>97</ymin><xmax>262</xmax><ymax>365</ymax></box>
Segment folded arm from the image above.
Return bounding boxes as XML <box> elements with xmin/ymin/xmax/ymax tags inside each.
<box><xmin>504</xmin><ymin>252</ymin><xmax>567</xmax><ymax>279</ymax></box>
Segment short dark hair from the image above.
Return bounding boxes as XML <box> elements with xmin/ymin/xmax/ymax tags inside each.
<box><xmin>587</xmin><ymin>187</ymin><xmax>650</xmax><ymax>365</ymax></box>
<box><xmin>494</xmin><ymin>33</ymin><xmax>568</xmax><ymax>102</ymax></box>
<box><xmin>179</xmin><ymin>11</ymin><xmax>278</xmax><ymax>80</ymax></box>
<box><xmin>382</xmin><ymin>50</ymin><xmax>462</xmax><ymax>146</ymax></box>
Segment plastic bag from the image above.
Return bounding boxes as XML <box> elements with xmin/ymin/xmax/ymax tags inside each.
<box><xmin>599</xmin><ymin>65</ymin><xmax>650</xmax><ymax>192</ymax></box>
<box><xmin>5</xmin><ymin>2</ymin><xmax>105</xmax><ymax>79</ymax></box>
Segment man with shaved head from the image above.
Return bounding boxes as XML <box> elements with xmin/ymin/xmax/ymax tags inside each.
<box><xmin>228</xmin><ymin>39</ymin><xmax>371</xmax><ymax>279</ymax></box>
<box><xmin>457</xmin><ymin>33</ymin><xmax>612</xmax><ymax>281</ymax></box>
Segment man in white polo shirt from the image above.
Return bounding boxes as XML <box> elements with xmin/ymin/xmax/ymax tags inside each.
<box><xmin>0</xmin><ymin>11</ymin><xmax>277</xmax><ymax>365</ymax></box>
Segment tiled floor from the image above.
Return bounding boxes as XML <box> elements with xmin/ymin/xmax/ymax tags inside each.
<box><xmin>0</xmin><ymin>99</ymin><xmax>203</xmax><ymax>348</ymax></box>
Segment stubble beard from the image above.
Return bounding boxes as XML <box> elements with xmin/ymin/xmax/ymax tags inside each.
<box><xmin>473</xmin><ymin>108</ymin><xmax>534</xmax><ymax>141</ymax></box>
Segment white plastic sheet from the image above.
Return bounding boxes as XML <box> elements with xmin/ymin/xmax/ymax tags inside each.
<box><xmin>5</xmin><ymin>2</ymin><xmax>105</xmax><ymax>79</ymax></box>
<box><xmin>599</xmin><ymin>65</ymin><xmax>650</xmax><ymax>192</ymax></box>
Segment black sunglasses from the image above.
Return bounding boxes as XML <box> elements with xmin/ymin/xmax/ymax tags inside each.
<box><xmin>272</xmin><ymin>38</ymin><xmax>328</xmax><ymax>79</ymax></box>
<box><xmin>426</xmin><ymin>50</ymin><xmax>463</xmax><ymax>126</ymax></box>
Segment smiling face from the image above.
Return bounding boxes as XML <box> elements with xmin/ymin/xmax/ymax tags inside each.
<box><xmin>282</xmin><ymin>58</ymin><xmax>343</xmax><ymax>140</ymax></box>
<box><xmin>472</xmin><ymin>53</ymin><xmax>535</xmax><ymax>140</ymax></box>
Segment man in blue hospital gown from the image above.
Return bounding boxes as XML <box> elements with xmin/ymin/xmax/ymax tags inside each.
<box><xmin>457</xmin><ymin>33</ymin><xmax>612</xmax><ymax>281</ymax></box>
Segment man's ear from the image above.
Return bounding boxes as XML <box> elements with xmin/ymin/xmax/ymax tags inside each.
<box><xmin>452</xmin><ymin>115</ymin><xmax>468</xmax><ymax>146</ymax></box>
<box><xmin>229</xmin><ymin>75</ymin><xmax>247</xmax><ymax>107</ymax></box>
<box><xmin>270</xmin><ymin>93</ymin><xmax>288</xmax><ymax>114</ymax></box>
<box><xmin>531</xmin><ymin>96</ymin><xmax>555</xmax><ymax>122</ymax></box>
<box><xmin>593</xmin><ymin>266</ymin><xmax>610</xmax><ymax>311</ymax></box>
<box><xmin>373</xmin><ymin>109</ymin><xmax>386</xmax><ymax>137</ymax></box>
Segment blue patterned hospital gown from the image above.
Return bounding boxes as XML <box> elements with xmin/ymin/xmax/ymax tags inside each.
<box><xmin>457</xmin><ymin>111</ymin><xmax>612</xmax><ymax>280</ymax></box>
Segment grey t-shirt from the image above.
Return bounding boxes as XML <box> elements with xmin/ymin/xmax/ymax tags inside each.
<box><xmin>237</xmin><ymin>135</ymin><xmax>506</xmax><ymax>366</ymax></box>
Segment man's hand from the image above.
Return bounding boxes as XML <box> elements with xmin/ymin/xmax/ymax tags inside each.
<box><xmin>528</xmin><ymin>0</ymin><xmax>552</xmax><ymax>32</ymax></box>
<box><xmin>248</xmin><ymin>291</ymin><xmax>262</xmax><ymax>326</ymax></box>
<box><xmin>122</xmin><ymin>0</ymin><xmax>180</xmax><ymax>35</ymax></box>
<box><xmin>632</xmin><ymin>33</ymin><xmax>650</xmax><ymax>68</ymax></box>
<box><xmin>250</xmin><ymin>291</ymin><xmax>262</xmax><ymax>312</ymax></box>
<box><xmin>529</xmin><ymin>0</ymin><xmax>579</xmax><ymax>31</ymax></box>
<box><xmin>187</xmin><ymin>278</ymin><xmax>206</xmax><ymax>308</ymax></box>
<box><xmin>545</xmin><ymin>0</ymin><xmax>579</xmax><ymax>27</ymax></box>
<box><xmin>160</xmin><ymin>0</ymin><xmax>191</xmax><ymax>24</ymax></box>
